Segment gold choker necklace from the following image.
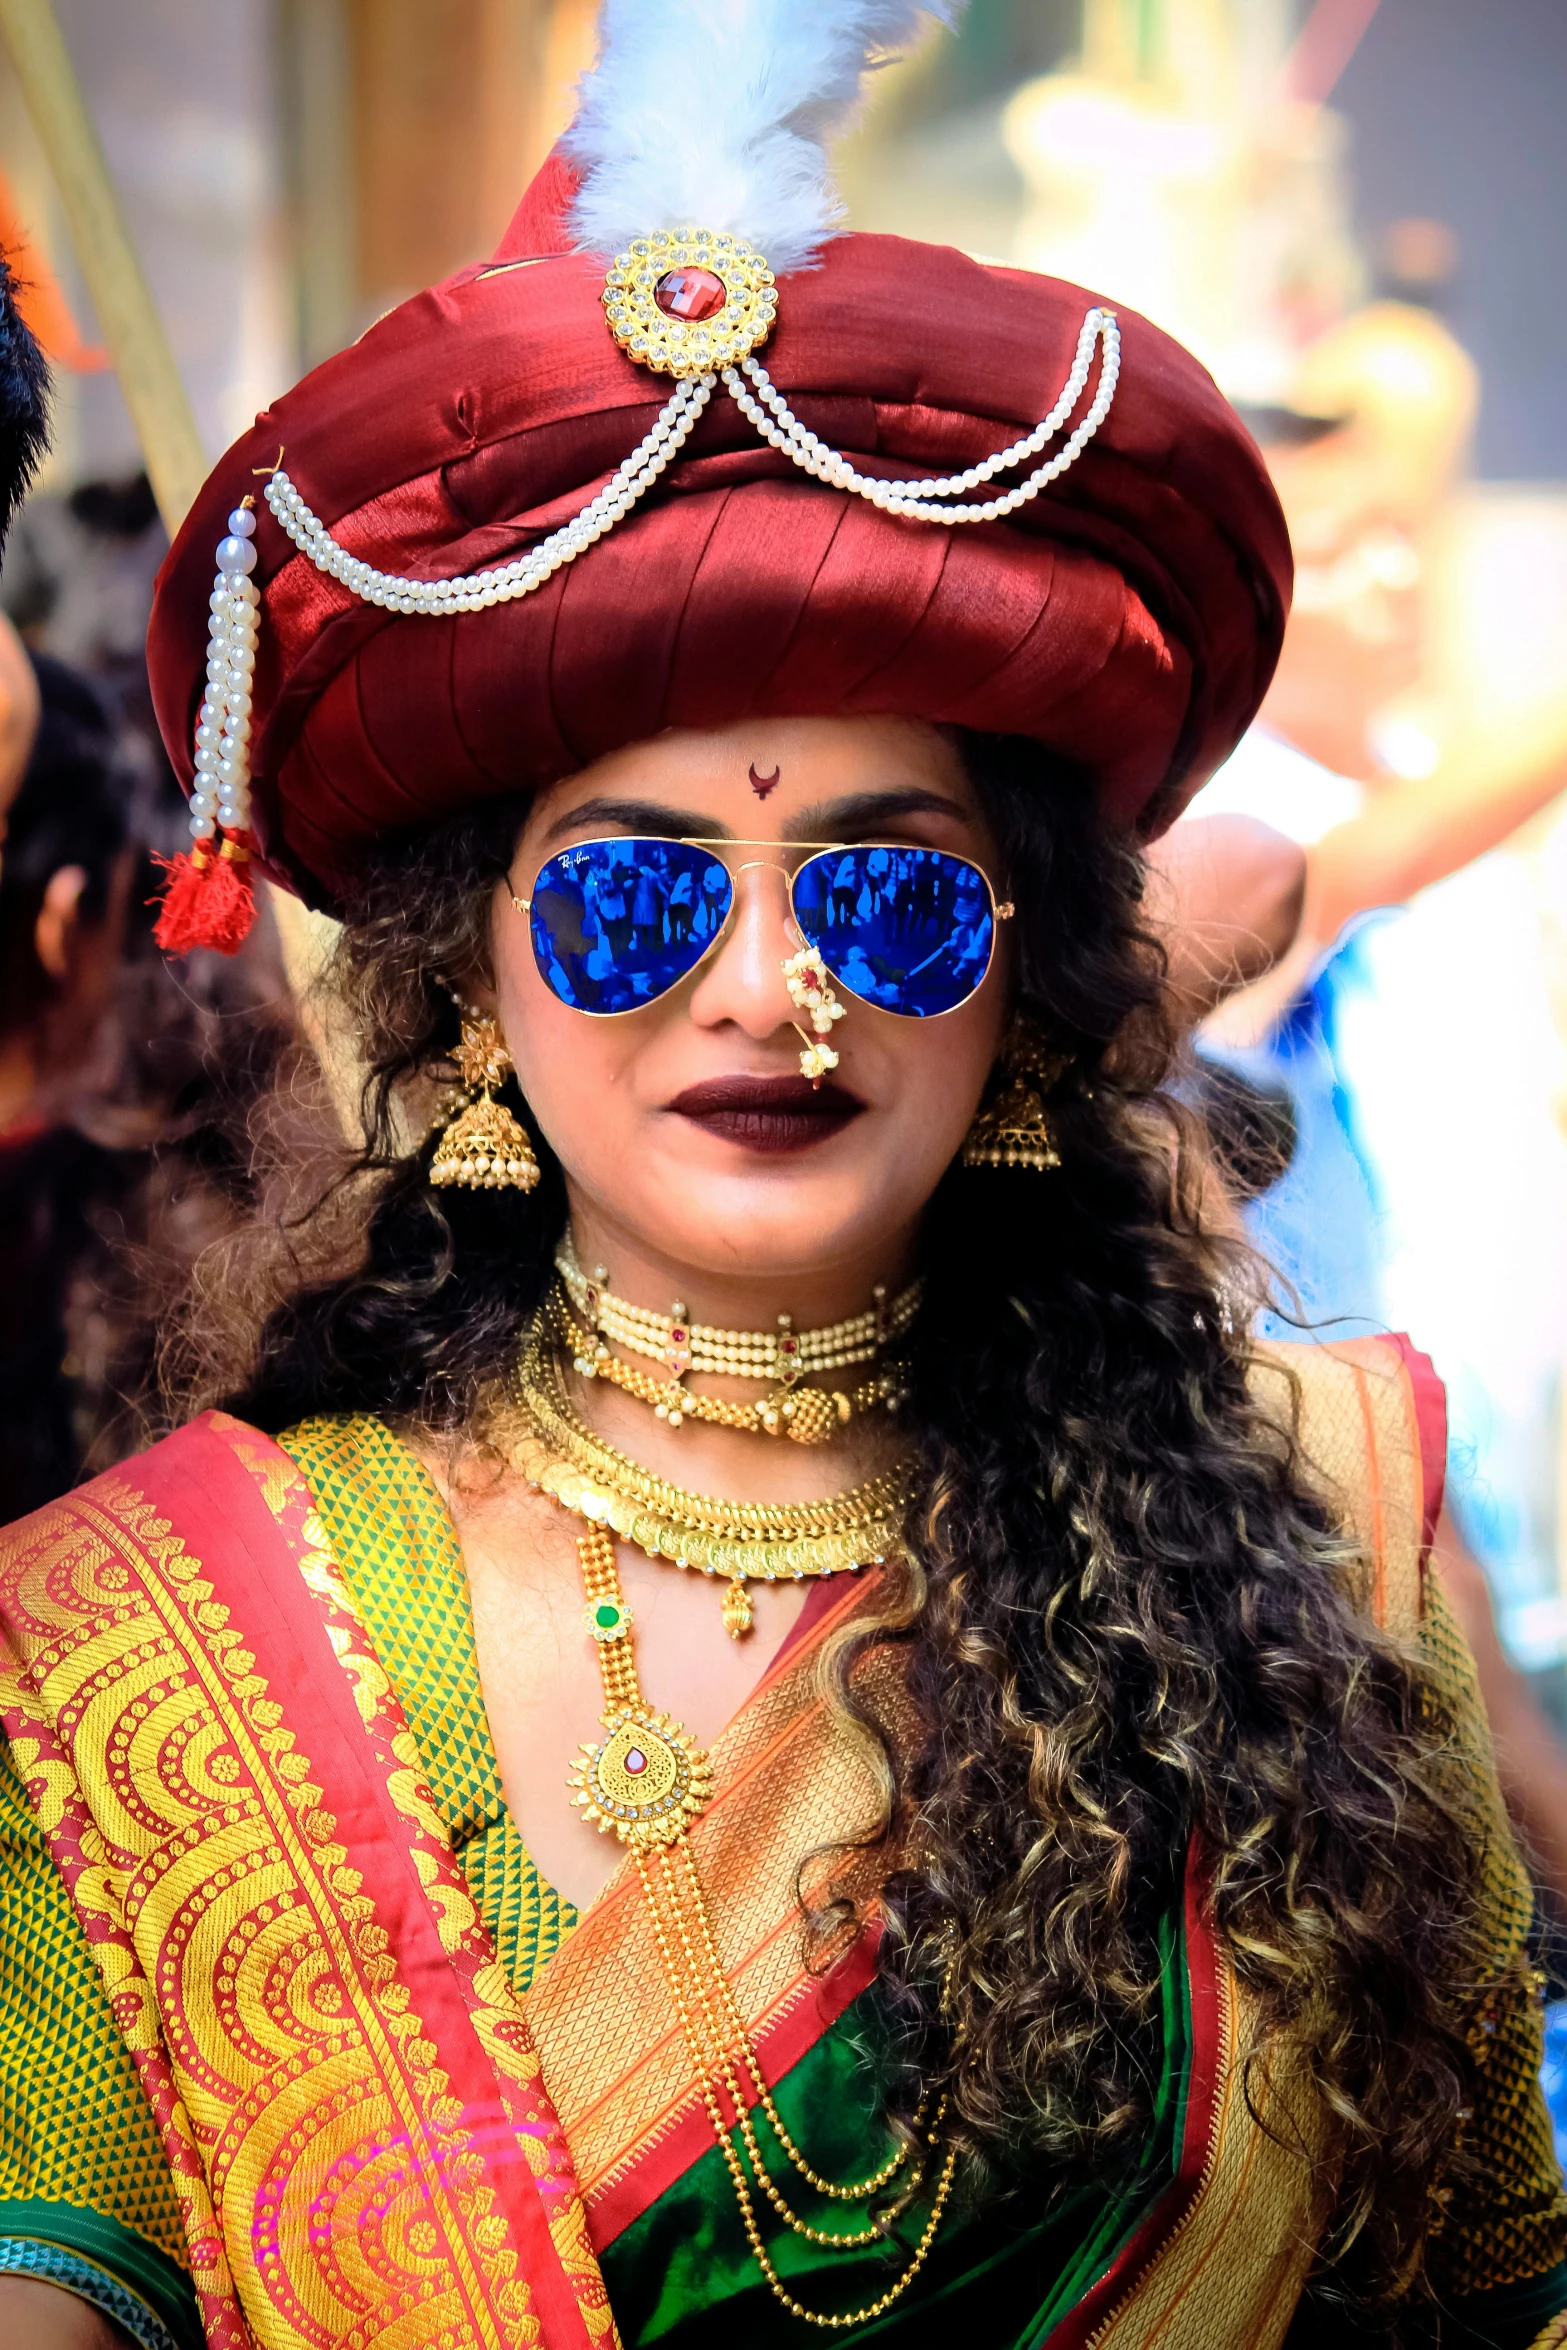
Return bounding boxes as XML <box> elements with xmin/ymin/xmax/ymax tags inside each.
<box><xmin>549</xmin><ymin>1286</ymin><xmax>909</xmax><ymax>1445</ymax></box>
<box><xmin>555</xmin><ymin>1237</ymin><xmax>921</xmax><ymax>1442</ymax></box>
<box><xmin>562</xmin><ymin>1524</ymin><xmax>953</xmax><ymax>2331</ymax></box>
<box><xmin>502</xmin><ymin>1319</ymin><xmax>915</xmax><ymax>1635</ymax></box>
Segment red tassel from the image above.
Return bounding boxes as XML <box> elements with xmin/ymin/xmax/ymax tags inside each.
<box><xmin>152</xmin><ymin>832</ymin><xmax>257</xmax><ymax>955</ymax></box>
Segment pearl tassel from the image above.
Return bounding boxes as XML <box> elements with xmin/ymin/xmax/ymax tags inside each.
<box><xmin>153</xmin><ymin>501</ymin><xmax>262</xmax><ymax>953</ymax></box>
<box><xmin>192</xmin><ymin>504</ymin><xmax>260</xmax><ymax>844</ymax></box>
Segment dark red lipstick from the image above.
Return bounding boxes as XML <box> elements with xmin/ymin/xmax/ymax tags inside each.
<box><xmin>665</xmin><ymin>1075</ymin><xmax>864</xmax><ymax>1153</ymax></box>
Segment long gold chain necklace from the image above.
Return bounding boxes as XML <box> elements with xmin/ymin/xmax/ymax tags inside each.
<box><xmin>504</xmin><ymin>1319</ymin><xmax>917</xmax><ymax>1636</ymax></box>
<box><xmin>556</xmin><ymin>1237</ymin><xmax>921</xmax><ymax>1444</ymax></box>
<box><xmin>569</xmin><ymin>1518</ymin><xmax>956</xmax><ymax>2328</ymax></box>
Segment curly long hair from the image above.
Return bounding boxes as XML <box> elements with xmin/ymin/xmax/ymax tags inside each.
<box><xmin>188</xmin><ymin>733</ymin><xmax>1490</xmax><ymax>2318</ymax></box>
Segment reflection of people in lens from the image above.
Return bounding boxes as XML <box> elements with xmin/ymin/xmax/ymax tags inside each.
<box><xmin>836</xmin><ymin>942</ymin><xmax>880</xmax><ymax>1001</ymax></box>
<box><xmin>911</xmin><ymin>856</ymin><xmax>942</xmax><ymax>934</ymax></box>
<box><xmin>631</xmin><ymin>864</ymin><xmax>659</xmax><ymax>940</ymax></box>
<box><xmin>665</xmin><ymin>865</ymin><xmax>695</xmax><ymax>944</ymax></box>
<box><xmin>829</xmin><ymin>856</ymin><xmax>858</xmax><ymax>927</ymax></box>
<box><xmin>600</xmin><ymin>859</ymin><xmax>635</xmax><ymax>955</ymax></box>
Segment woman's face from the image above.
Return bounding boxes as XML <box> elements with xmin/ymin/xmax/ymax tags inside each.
<box><xmin>490</xmin><ymin>715</ymin><xmax>1010</xmax><ymax>1298</ymax></box>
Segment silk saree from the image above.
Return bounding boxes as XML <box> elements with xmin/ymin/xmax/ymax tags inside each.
<box><xmin>1</xmin><ymin>1338</ymin><xmax>1563</xmax><ymax>2349</ymax></box>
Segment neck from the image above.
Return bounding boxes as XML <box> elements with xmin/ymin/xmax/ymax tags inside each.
<box><xmin>549</xmin><ymin>1191</ymin><xmax>920</xmax><ymax>1506</ymax></box>
<box><xmin>564</xmin><ymin>1197</ymin><xmax>919</xmax><ymax>1337</ymax></box>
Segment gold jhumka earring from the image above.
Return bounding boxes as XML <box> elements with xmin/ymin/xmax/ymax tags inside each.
<box><xmin>962</xmin><ymin>1019</ymin><xmax>1068</xmax><ymax>1173</ymax></box>
<box><xmin>429</xmin><ymin>1007</ymin><xmax>542</xmax><ymax>1191</ymax></box>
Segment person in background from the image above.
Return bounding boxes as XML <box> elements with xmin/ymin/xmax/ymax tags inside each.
<box><xmin>0</xmin><ymin>648</ymin><xmax>294</xmax><ymax>1520</ymax></box>
<box><xmin>1</xmin><ymin>468</ymin><xmax>168</xmax><ymax>748</ymax></box>
<box><xmin>0</xmin><ymin>244</ymin><xmax>48</xmax><ymax>859</ymax></box>
<box><xmin>0</xmin><ymin>656</ymin><xmax>142</xmax><ymax>1514</ymax></box>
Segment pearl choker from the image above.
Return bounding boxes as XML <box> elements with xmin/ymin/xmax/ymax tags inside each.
<box><xmin>555</xmin><ymin>1236</ymin><xmax>921</xmax><ymax>1430</ymax></box>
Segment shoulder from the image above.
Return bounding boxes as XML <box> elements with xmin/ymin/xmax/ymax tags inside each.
<box><xmin>0</xmin><ymin>1411</ymin><xmax>409</xmax><ymax>1555</ymax></box>
<box><xmin>277</xmin><ymin>1408</ymin><xmax>432</xmax><ymax>1503</ymax></box>
<box><xmin>0</xmin><ymin>1412</ymin><xmax>288</xmax><ymax>1557</ymax></box>
<box><xmin>1246</xmin><ymin>1334</ymin><xmax>1445</xmax><ymax>1637</ymax></box>
<box><xmin>0</xmin><ymin>1415</ymin><xmax>334</xmax><ymax>1659</ymax></box>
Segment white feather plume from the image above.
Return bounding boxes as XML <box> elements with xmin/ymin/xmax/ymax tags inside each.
<box><xmin>564</xmin><ymin>0</ymin><xmax>962</xmax><ymax>272</ymax></box>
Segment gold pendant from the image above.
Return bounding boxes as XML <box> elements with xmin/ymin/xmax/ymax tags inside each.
<box><xmin>721</xmin><ymin>1578</ymin><xmax>754</xmax><ymax>1639</ymax></box>
<box><xmin>570</xmin><ymin>1705</ymin><xmax>712</xmax><ymax>1848</ymax></box>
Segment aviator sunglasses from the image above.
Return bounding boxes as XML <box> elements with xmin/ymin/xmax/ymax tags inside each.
<box><xmin>511</xmin><ymin>837</ymin><xmax>1014</xmax><ymax>1021</ymax></box>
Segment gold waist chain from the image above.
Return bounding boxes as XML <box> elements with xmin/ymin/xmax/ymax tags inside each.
<box><xmin>571</xmin><ymin>1521</ymin><xmax>955</xmax><ymax>2329</ymax></box>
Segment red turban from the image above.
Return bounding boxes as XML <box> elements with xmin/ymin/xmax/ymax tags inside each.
<box><xmin>147</xmin><ymin>154</ymin><xmax>1291</xmax><ymax>919</ymax></box>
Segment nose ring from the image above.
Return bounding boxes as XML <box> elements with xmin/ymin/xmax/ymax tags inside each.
<box><xmin>782</xmin><ymin>945</ymin><xmax>846</xmax><ymax>1086</ymax></box>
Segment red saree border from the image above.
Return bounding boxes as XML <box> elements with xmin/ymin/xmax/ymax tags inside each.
<box><xmin>1384</xmin><ymin>1334</ymin><xmax>1447</xmax><ymax>1567</ymax></box>
<box><xmin>209</xmin><ymin>1415</ymin><xmax>611</xmax><ymax>2347</ymax></box>
<box><xmin>586</xmin><ymin>1923</ymin><xmax>881</xmax><ymax>2249</ymax></box>
<box><xmin>762</xmin><ymin>1564</ymin><xmax>867</xmax><ymax>1677</ymax></box>
<box><xmin>1037</xmin><ymin>1853</ymin><xmax>1225</xmax><ymax>2350</ymax></box>
<box><xmin>0</xmin><ymin>1412</ymin><xmax>610</xmax><ymax>2350</ymax></box>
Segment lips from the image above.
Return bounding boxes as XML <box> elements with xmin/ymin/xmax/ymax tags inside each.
<box><xmin>665</xmin><ymin>1075</ymin><xmax>865</xmax><ymax>1153</ymax></box>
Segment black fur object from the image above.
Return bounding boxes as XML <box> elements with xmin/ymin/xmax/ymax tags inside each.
<box><xmin>0</xmin><ymin>251</ymin><xmax>52</xmax><ymax>554</ymax></box>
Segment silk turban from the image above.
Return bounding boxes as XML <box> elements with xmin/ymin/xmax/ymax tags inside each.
<box><xmin>146</xmin><ymin>156</ymin><xmax>1293</xmax><ymax>915</ymax></box>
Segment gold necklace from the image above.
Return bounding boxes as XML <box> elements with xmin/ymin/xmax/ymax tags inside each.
<box><xmin>569</xmin><ymin>1517</ymin><xmax>955</xmax><ymax>2328</ymax></box>
<box><xmin>556</xmin><ymin>1236</ymin><xmax>922</xmax><ymax>1439</ymax></box>
<box><xmin>503</xmin><ymin>1319</ymin><xmax>916</xmax><ymax>1636</ymax></box>
<box><xmin>549</xmin><ymin>1286</ymin><xmax>910</xmax><ymax>1444</ymax></box>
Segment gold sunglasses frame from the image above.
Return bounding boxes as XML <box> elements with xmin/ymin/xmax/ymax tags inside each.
<box><xmin>508</xmin><ymin>835</ymin><xmax>1015</xmax><ymax>1021</ymax></box>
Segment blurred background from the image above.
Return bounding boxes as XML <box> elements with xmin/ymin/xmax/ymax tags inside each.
<box><xmin>4</xmin><ymin>0</ymin><xmax>1567</xmax><ymax>2050</ymax></box>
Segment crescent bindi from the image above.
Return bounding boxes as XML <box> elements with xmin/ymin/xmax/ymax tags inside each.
<box><xmin>748</xmin><ymin>762</ymin><xmax>781</xmax><ymax>800</ymax></box>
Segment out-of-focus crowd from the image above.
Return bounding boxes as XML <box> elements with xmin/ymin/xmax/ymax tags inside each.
<box><xmin>0</xmin><ymin>260</ymin><xmax>294</xmax><ymax>1520</ymax></box>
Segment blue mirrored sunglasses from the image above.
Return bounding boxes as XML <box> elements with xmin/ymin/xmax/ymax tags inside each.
<box><xmin>512</xmin><ymin>837</ymin><xmax>1013</xmax><ymax>1020</ymax></box>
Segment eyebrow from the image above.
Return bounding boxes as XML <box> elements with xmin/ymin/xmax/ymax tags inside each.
<box><xmin>781</xmin><ymin>787</ymin><xmax>973</xmax><ymax>840</ymax></box>
<box><xmin>539</xmin><ymin>794</ymin><xmax>734</xmax><ymax>846</ymax></box>
<box><xmin>538</xmin><ymin>784</ymin><xmax>972</xmax><ymax>850</ymax></box>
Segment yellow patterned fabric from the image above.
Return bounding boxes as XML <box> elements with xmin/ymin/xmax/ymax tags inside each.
<box><xmin>1420</xmin><ymin>1574</ymin><xmax>1567</xmax><ymax>2301</ymax></box>
<box><xmin>0</xmin><ymin>1412</ymin><xmax>586</xmax><ymax>2347</ymax></box>
<box><xmin>0</xmin><ymin>1413</ymin><xmax>610</xmax><ymax>2348</ymax></box>
<box><xmin>0</xmin><ymin>1730</ymin><xmax>188</xmax><ymax>2260</ymax></box>
<box><xmin>277</xmin><ymin>1413</ymin><xmax>578</xmax><ymax>1993</ymax></box>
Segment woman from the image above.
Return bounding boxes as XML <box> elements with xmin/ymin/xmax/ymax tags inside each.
<box><xmin>1</xmin><ymin>6</ymin><xmax>1562</xmax><ymax>2346</ymax></box>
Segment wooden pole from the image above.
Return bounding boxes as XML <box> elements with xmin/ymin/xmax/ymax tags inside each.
<box><xmin>0</xmin><ymin>0</ymin><xmax>207</xmax><ymax>531</ymax></box>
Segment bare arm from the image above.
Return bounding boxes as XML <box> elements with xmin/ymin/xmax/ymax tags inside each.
<box><xmin>1308</xmin><ymin>754</ymin><xmax>1567</xmax><ymax>947</ymax></box>
<box><xmin>0</xmin><ymin>2278</ymin><xmax>131</xmax><ymax>2347</ymax></box>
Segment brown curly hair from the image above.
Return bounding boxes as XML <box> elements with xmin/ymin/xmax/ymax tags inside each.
<box><xmin>178</xmin><ymin>732</ymin><xmax>1492</xmax><ymax>2322</ymax></box>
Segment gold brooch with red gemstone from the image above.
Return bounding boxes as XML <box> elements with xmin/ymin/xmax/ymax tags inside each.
<box><xmin>603</xmin><ymin>228</ymin><xmax>777</xmax><ymax>375</ymax></box>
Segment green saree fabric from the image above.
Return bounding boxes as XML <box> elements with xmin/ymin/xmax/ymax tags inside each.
<box><xmin>601</xmin><ymin>1909</ymin><xmax>1190</xmax><ymax>2347</ymax></box>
